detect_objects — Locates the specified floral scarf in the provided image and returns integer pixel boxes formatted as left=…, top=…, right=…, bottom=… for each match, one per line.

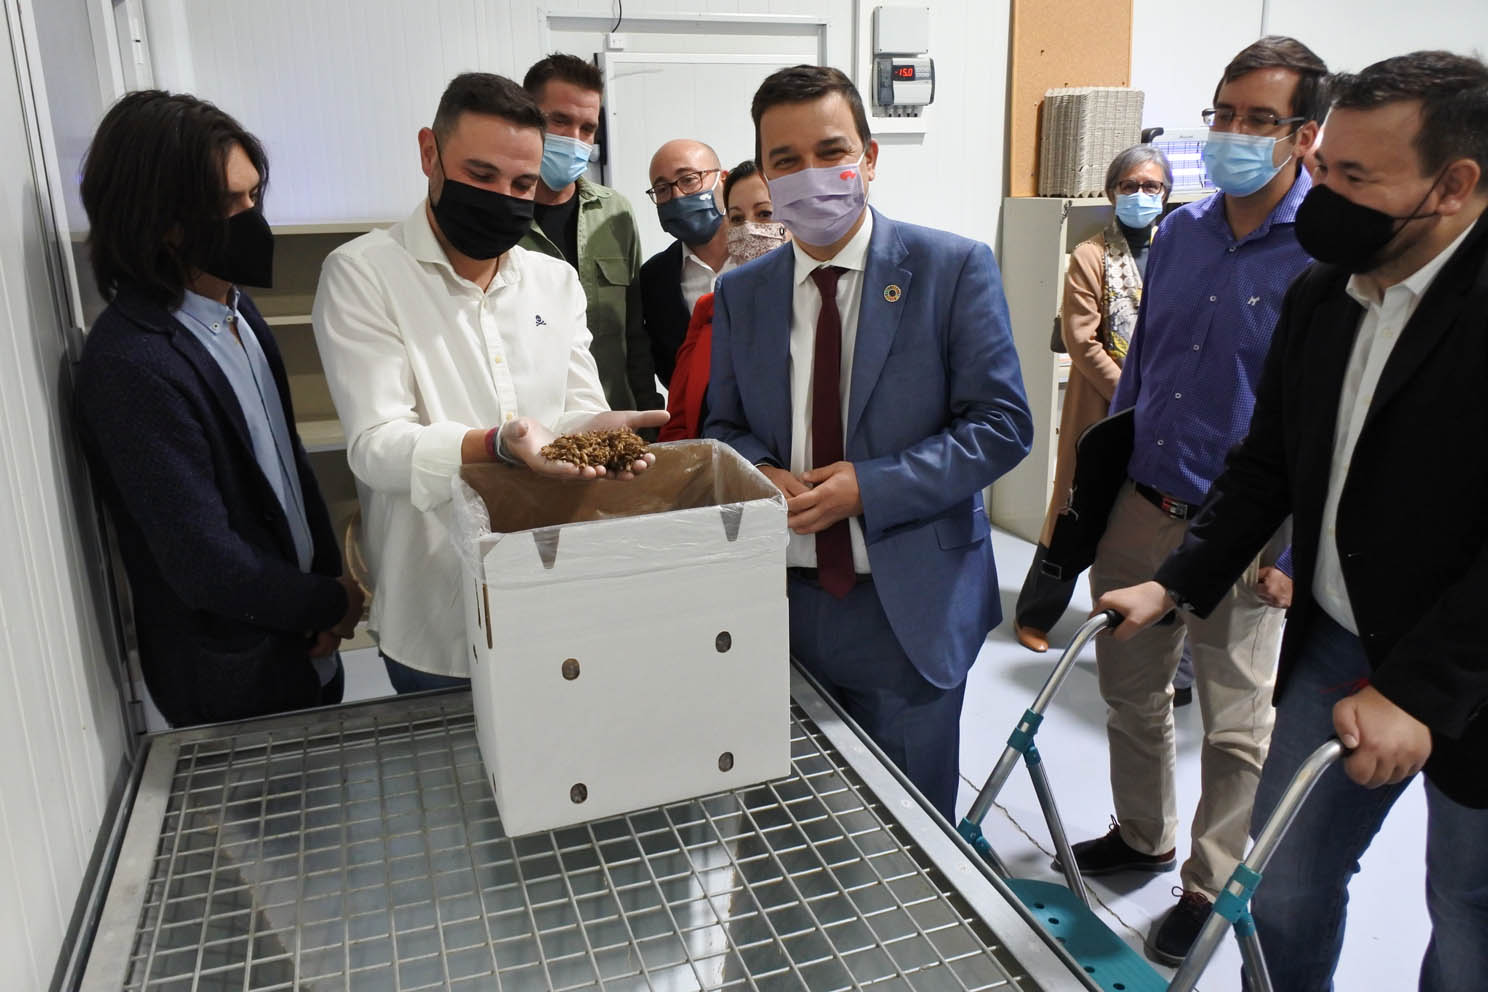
left=1100, top=216, right=1146, bottom=363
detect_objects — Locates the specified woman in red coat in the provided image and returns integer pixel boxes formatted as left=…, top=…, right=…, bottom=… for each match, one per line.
left=660, top=160, right=789, bottom=440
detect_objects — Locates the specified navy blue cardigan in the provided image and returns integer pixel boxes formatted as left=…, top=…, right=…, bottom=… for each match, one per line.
left=75, top=287, right=348, bottom=726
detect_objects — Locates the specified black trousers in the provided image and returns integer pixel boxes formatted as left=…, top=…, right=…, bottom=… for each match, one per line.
left=1014, top=543, right=1077, bottom=634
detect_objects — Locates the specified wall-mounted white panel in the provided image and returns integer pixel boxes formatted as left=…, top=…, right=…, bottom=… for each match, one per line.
left=0, top=3, right=132, bottom=988
left=1130, top=0, right=1264, bottom=133
left=1265, top=0, right=1488, bottom=76
left=602, top=50, right=819, bottom=259
left=141, top=0, right=1009, bottom=250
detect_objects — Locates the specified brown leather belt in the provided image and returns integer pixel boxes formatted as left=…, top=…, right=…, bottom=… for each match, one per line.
left=1134, top=481, right=1197, bottom=521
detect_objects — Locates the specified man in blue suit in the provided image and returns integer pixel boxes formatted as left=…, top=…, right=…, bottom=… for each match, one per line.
left=706, top=65, right=1033, bottom=817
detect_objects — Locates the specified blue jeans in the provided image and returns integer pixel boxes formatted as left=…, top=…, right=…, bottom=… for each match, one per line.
left=380, top=653, right=471, bottom=695
left=1248, top=611, right=1488, bottom=991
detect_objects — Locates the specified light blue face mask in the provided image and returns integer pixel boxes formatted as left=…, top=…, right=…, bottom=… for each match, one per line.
left=1201, top=130, right=1291, bottom=197
left=1115, top=191, right=1164, bottom=228
left=540, top=133, right=592, bottom=189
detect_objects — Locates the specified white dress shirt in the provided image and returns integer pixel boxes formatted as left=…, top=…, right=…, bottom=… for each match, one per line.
left=313, top=203, right=608, bottom=676
left=681, top=243, right=735, bottom=315
left=786, top=210, right=874, bottom=572
left=1313, top=223, right=1473, bottom=633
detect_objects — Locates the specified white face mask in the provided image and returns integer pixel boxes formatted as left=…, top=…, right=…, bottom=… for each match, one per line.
left=726, top=221, right=789, bottom=263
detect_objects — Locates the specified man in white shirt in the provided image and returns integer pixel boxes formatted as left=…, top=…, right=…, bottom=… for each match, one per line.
left=1097, top=51, right=1488, bottom=990
left=313, top=73, right=665, bottom=692
left=639, top=140, right=732, bottom=386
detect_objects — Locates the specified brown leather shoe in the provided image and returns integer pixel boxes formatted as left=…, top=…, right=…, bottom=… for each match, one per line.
left=1015, top=623, right=1050, bottom=653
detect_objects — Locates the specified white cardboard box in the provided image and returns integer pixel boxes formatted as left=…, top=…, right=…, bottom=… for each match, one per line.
left=451, top=440, right=790, bottom=836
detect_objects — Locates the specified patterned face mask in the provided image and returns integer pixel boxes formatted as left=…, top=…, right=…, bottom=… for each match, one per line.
left=725, top=221, right=789, bottom=264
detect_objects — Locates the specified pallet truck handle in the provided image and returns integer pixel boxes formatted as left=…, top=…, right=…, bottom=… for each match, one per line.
left=1168, top=738, right=1348, bottom=992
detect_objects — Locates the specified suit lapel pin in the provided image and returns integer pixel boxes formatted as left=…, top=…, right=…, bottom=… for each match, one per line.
left=884, top=284, right=902, bottom=303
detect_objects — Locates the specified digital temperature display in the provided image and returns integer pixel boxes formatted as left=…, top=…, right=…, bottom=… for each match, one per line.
left=893, top=65, right=917, bottom=80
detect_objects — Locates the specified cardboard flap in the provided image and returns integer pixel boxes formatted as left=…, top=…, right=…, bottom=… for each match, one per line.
left=451, top=439, right=787, bottom=582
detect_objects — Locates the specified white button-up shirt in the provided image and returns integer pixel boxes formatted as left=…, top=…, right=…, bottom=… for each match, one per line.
left=681, top=243, right=735, bottom=315
left=786, top=210, right=873, bottom=572
left=313, top=203, right=608, bottom=676
left=1313, top=222, right=1472, bottom=633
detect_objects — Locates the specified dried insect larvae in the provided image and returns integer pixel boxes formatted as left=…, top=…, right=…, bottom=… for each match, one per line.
left=540, top=428, right=651, bottom=472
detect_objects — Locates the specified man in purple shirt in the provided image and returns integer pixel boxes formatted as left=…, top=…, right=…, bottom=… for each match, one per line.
left=1061, top=37, right=1328, bottom=964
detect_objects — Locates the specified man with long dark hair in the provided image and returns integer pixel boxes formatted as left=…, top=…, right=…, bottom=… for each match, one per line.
left=75, top=90, right=363, bottom=727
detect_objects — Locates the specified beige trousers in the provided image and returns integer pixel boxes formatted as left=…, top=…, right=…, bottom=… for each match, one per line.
left=1089, top=481, right=1284, bottom=899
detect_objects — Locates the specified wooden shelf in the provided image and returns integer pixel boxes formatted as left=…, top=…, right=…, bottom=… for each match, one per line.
left=251, top=292, right=316, bottom=320
left=270, top=221, right=391, bottom=236
left=297, top=418, right=346, bottom=453
left=264, top=313, right=313, bottom=327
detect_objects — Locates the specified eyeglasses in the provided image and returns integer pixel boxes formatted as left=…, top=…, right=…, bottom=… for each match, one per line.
left=645, top=169, right=721, bottom=203
left=1202, top=108, right=1306, bottom=133
left=1115, top=179, right=1167, bottom=196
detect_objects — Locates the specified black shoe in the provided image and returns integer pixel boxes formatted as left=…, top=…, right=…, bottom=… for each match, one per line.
left=1173, top=685, right=1193, bottom=708
left=1144, top=889, right=1213, bottom=966
left=1051, top=817, right=1177, bottom=875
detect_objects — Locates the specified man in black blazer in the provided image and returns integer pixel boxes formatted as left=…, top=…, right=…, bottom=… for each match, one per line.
left=74, top=91, right=362, bottom=727
left=639, top=139, right=732, bottom=386
left=1098, top=52, right=1488, bottom=989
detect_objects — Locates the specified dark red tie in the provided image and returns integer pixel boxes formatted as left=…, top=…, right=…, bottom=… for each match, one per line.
left=808, top=265, right=855, bottom=599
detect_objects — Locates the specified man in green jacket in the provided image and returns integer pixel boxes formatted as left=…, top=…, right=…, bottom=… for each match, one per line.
left=520, top=53, right=661, bottom=412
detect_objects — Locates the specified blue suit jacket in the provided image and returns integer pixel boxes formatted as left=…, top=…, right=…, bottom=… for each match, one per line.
left=75, top=288, right=348, bottom=726
left=705, top=210, right=1032, bottom=688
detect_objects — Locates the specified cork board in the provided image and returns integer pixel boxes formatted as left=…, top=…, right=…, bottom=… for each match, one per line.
left=1008, top=0, right=1133, bottom=197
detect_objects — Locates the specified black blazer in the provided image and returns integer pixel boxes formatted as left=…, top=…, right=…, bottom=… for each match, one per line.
left=75, top=288, right=348, bottom=727
left=639, top=240, right=689, bottom=386
left=1157, top=212, right=1488, bottom=808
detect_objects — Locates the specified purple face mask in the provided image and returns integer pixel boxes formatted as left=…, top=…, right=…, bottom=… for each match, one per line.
left=764, top=155, right=867, bottom=246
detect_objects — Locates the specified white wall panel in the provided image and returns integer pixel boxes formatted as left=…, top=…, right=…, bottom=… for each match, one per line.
left=141, top=0, right=1009, bottom=250
left=0, top=3, right=131, bottom=989
left=1130, top=0, right=1264, bottom=133
left=1264, top=0, right=1488, bottom=77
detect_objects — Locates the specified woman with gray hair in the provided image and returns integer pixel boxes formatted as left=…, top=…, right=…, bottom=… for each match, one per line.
left=1014, top=143, right=1172, bottom=653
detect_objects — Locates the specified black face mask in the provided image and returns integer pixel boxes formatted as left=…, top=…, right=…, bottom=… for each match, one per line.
left=1295, top=180, right=1439, bottom=274
left=201, top=209, right=275, bottom=288
left=430, top=154, right=535, bottom=261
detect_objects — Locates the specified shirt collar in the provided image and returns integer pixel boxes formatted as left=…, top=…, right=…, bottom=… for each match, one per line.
left=403, top=199, right=522, bottom=290
left=682, top=242, right=736, bottom=276
left=1345, top=219, right=1476, bottom=310
left=791, top=208, right=875, bottom=285
left=1200, top=166, right=1312, bottom=244
left=174, top=287, right=239, bottom=334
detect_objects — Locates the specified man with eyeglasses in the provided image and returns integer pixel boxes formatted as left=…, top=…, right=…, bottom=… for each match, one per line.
left=519, top=54, right=660, bottom=413
left=1059, top=36, right=1328, bottom=965
left=639, top=140, right=733, bottom=386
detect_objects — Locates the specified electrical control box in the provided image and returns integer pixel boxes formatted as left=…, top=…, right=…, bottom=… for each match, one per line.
left=875, top=56, right=935, bottom=116
left=871, top=5, right=934, bottom=118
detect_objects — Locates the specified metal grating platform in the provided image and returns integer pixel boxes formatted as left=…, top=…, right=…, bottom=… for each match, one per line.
left=81, top=672, right=1088, bottom=991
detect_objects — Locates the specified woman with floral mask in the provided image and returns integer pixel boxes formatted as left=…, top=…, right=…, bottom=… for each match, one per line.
left=660, top=160, right=791, bottom=440
left=1014, top=144, right=1172, bottom=654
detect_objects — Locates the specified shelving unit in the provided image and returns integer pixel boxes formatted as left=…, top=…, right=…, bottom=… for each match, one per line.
left=992, top=192, right=1206, bottom=542
left=255, top=222, right=395, bottom=648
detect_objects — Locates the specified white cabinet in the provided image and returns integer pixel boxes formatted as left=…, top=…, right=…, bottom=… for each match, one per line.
left=993, top=196, right=1115, bottom=543
left=991, top=193, right=1202, bottom=543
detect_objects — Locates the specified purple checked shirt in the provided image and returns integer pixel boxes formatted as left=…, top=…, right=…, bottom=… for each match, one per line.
left=1113, top=168, right=1313, bottom=510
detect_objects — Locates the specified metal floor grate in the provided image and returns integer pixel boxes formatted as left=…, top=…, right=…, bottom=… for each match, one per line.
left=97, top=684, right=1063, bottom=991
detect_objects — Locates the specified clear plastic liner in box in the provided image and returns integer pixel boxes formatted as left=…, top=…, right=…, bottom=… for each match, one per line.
left=449, top=438, right=788, bottom=585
